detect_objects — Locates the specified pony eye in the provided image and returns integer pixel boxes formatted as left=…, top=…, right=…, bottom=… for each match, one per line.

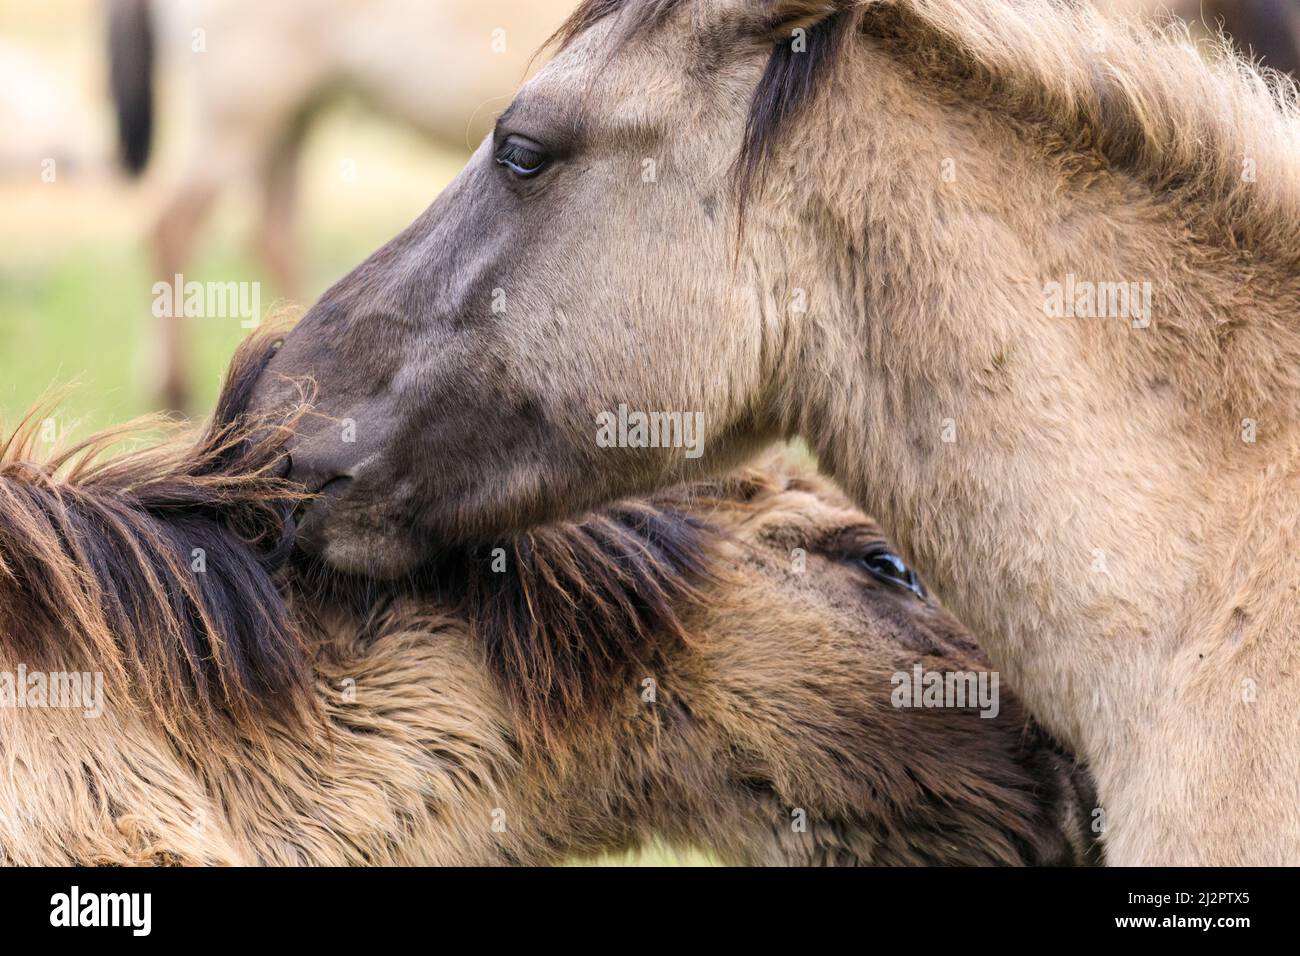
left=859, top=548, right=926, bottom=599
left=494, top=136, right=549, bottom=177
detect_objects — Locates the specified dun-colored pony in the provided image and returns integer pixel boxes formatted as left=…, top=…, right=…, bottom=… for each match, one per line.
left=254, top=0, right=1300, bottom=864
left=0, top=335, right=1095, bottom=865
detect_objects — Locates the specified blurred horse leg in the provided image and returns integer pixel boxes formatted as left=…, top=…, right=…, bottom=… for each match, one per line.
left=252, top=129, right=306, bottom=304
left=152, top=178, right=218, bottom=412
left=150, top=126, right=275, bottom=412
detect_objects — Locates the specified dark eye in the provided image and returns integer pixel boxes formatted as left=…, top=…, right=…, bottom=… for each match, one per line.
left=495, top=136, right=549, bottom=177
left=859, top=548, right=926, bottom=599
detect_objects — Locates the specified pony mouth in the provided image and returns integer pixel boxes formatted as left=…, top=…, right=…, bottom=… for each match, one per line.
left=313, top=475, right=354, bottom=497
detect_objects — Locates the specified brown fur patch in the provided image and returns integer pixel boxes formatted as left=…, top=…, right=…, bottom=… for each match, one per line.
left=453, top=504, right=717, bottom=739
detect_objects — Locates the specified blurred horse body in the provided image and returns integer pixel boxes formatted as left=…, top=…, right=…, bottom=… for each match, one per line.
left=108, top=0, right=575, bottom=409
left=0, top=39, right=101, bottom=177
left=1101, top=0, right=1300, bottom=75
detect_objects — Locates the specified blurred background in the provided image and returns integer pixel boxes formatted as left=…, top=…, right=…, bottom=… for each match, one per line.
left=0, top=0, right=561, bottom=431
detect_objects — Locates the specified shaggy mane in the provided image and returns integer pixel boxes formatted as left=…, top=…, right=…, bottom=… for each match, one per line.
left=448, top=499, right=722, bottom=739
left=860, top=0, right=1299, bottom=263
left=449, top=472, right=803, bottom=739
left=555, top=0, right=1300, bottom=263
left=0, top=332, right=315, bottom=742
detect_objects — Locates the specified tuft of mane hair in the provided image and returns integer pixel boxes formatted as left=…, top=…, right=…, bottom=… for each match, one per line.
left=858, top=0, right=1299, bottom=265
left=432, top=501, right=722, bottom=742
left=0, top=330, right=315, bottom=744
left=555, top=0, right=1299, bottom=265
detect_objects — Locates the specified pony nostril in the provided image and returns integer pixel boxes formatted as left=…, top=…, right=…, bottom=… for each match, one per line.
left=285, top=445, right=361, bottom=495
left=290, top=465, right=351, bottom=496
left=291, top=475, right=353, bottom=530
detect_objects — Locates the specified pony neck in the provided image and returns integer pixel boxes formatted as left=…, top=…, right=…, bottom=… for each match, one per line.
left=772, top=43, right=1294, bottom=754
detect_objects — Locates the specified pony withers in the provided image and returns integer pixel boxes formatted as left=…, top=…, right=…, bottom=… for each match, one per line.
left=0, top=332, right=1095, bottom=865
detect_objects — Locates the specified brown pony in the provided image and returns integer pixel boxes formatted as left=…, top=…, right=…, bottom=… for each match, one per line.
left=252, top=0, right=1300, bottom=864
left=0, top=334, right=1095, bottom=865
